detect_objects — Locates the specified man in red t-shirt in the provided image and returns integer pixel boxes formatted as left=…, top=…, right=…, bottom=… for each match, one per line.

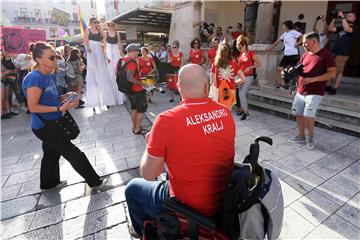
left=122, top=44, right=148, bottom=134
left=288, top=32, right=335, bottom=150
left=125, top=64, right=236, bottom=236
left=207, top=37, right=219, bottom=67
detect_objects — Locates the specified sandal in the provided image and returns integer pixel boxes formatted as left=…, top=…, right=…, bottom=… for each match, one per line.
left=133, top=128, right=149, bottom=135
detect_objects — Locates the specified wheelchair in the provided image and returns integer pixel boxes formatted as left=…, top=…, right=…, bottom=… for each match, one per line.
left=142, top=136, right=283, bottom=240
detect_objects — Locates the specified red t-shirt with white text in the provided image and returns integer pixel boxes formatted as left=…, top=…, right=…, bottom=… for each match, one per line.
left=122, top=56, right=143, bottom=92
left=169, top=52, right=183, bottom=68
left=138, top=56, right=155, bottom=75
left=211, top=60, right=239, bottom=90
left=147, top=98, right=235, bottom=216
left=189, top=49, right=204, bottom=65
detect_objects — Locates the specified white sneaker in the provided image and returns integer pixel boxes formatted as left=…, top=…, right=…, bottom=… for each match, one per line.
left=288, top=135, right=306, bottom=143
left=306, top=137, right=315, bottom=150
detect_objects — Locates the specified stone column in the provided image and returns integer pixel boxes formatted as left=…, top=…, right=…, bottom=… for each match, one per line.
left=168, top=1, right=202, bottom=60
left=255, top=0, right=274, bottom=44
left=126, top=26, right=138, bottom=43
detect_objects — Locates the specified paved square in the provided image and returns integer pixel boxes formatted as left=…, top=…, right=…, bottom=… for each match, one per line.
left=1, top=93, right=359, bottom=239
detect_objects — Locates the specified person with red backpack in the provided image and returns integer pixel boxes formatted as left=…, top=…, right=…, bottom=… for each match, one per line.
left=236, top=35, right=261, bottom=120
left=210, top=43, right=245, bottom=109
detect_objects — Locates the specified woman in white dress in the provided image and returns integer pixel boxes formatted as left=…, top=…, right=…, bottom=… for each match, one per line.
left=102, top=22, right=125, bottom=105
left=83, top=18, right=117, bottom=110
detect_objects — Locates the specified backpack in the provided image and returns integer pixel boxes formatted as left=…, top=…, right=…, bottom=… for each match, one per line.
left=116, top=58, right=137, bottom=94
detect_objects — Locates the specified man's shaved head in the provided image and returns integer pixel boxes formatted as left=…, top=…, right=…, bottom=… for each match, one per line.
left=178, top=64, right=209, bottom=99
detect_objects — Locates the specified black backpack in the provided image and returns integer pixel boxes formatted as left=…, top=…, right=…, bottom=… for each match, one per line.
left=116, top=58, right=137, bottom=94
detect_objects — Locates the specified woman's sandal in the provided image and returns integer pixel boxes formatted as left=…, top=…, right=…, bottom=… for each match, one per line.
left=133, top=128, right=149, bottom=135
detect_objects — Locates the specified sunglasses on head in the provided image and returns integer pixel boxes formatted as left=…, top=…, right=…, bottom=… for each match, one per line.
left=194, top=42, right=200, bottom=44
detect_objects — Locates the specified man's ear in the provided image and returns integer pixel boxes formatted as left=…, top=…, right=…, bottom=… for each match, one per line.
left=204, top=82, right=209, bottom=96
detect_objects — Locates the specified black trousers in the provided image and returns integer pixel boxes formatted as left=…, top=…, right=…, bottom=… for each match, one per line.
left=33, top=128, right=101, bottom=189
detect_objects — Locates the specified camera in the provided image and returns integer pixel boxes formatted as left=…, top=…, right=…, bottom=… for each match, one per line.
left=331, top=10, right=340, bottom=19
left=282, top=63, right=304, bottom=94
left=316, top=15, right=322, bottom=21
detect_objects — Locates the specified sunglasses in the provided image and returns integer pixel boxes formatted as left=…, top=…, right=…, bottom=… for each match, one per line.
left=47, top=55, right=56, bottom=61
left=194, top=42, right=200, bottom=44
left=172, top=46, right=178, bottom=49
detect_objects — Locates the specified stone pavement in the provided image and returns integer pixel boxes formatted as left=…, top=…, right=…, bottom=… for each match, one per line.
left=1, top=91, right=359, bottom=239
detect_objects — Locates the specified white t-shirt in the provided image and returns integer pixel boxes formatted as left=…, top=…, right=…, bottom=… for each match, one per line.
left=280, top=30, right=302, bottom=56
left=15, top=54, right=33, bottom=70
left=319, top=33, right=328, bottom=48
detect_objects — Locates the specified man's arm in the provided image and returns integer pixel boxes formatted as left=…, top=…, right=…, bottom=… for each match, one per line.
left=140, top=151, right=165, bottom=180
left=126, top=69, right=142, bottom=85
left=328, top=19, right=337, bottom=32
left=303, top=67, right=336, bottom=85
left=312, top=18, right=319, bottom=33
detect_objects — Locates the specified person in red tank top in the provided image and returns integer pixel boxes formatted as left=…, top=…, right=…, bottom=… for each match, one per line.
left=236, top=35, right=261, bottom=120
left=188, top=39, right=206, bottom=65
left=167, top=40, right=183, bottom=102
left=125, top=64, right=236, bottom=236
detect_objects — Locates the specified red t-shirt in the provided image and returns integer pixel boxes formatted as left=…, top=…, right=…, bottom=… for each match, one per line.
left=189, top=49, right=204, bottom=65
left=210, top=60, right=239, bottom=90
left=297, top=48, right=335, bottom=96
left=122, top=56, right=143, bottom=92
left=138, top=56, right=155, bottom=75
left=147, top=98, right=235, bottom=216
left=238, top=50, right=256, bottom=76
left=169, top=52, right=183, bottom=68
left=207, top=47, right=217, bottom=67
left=231, top=31, right=244, bottom=40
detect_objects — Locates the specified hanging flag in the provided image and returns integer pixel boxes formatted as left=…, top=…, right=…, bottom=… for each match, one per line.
left=115, top=0, right=119, bottom=15
left=77, top=4, right=87, bottom=36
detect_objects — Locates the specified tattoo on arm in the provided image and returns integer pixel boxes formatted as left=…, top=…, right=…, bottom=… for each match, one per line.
left=127, top=70, right=140, bottom=84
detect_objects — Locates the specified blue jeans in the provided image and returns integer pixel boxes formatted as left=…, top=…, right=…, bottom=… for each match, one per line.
left=125, top=178, right=170, bottom=235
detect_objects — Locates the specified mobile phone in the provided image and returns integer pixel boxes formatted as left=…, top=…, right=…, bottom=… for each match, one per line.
left=67, top=93, right=79, bottom=102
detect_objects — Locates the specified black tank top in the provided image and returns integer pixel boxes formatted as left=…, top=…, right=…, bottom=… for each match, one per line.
left=106, top=32, right=118, bottom=44
left=89, top=30, right=102, bottom=42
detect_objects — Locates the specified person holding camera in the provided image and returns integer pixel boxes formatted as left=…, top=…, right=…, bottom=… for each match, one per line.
left=22, top=42, right=104, bottom=190
left=327, top=11, right=357, bottom=95
left=312, top=15, right=329, bottom=48
left=288, top=32, right=335, bottom=150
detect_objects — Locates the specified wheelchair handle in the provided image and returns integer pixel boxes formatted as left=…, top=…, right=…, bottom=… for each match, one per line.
left=248, top=136, right=273, bottom=169
left=255, top=136, right=273, bottom=146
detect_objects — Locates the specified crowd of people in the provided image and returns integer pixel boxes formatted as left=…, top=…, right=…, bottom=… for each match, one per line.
left=1, top=9, right=358, bottom=240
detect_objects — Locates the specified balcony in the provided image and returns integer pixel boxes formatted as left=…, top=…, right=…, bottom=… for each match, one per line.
left=13, top=17, right=80, bottom=26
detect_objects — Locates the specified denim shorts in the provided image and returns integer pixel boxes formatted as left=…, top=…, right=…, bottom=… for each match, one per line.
left=292, top=93, right=322, bottom=118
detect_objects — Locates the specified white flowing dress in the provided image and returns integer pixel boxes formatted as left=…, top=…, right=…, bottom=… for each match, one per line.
left=105, top=33, right=124, bottom=105
left=85, top=31, right=117, bottom=108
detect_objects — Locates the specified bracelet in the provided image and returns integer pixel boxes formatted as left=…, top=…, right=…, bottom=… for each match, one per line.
left=57, top=106, right=61, bottom=112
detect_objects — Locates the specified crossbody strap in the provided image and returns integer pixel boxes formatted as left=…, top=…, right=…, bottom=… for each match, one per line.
left=35, top=75, right=64, bottom=123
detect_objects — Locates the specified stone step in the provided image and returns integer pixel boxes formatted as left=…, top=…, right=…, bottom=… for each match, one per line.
left=247, top=94, right=360, bottom=137
left=248, top=88, right=360, bottom=126
left=258, top=85, right=360, bottom=112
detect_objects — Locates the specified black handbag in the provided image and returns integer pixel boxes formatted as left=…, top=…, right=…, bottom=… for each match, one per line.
left=36, top=111, right=80, bottom=143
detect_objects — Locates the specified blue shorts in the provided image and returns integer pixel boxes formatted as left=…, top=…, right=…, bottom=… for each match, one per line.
left=292, top=93, right=322, bottom=118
